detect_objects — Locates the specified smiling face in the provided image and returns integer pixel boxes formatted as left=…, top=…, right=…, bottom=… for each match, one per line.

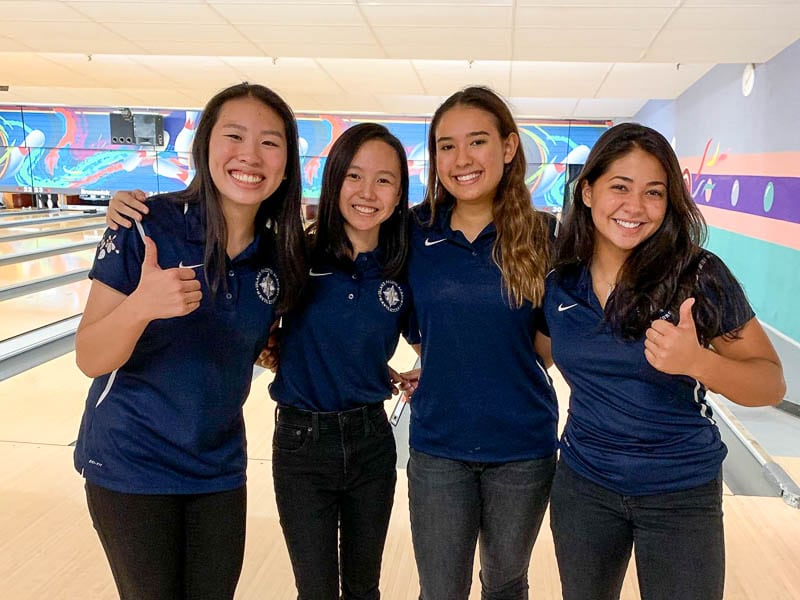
left=338, top=139, right=402, bottom=253
left=583, top=147, right=668, bottom=261
left=208, top=95, right=288, bottom=218
left=433, top=105, right=518, bottom=208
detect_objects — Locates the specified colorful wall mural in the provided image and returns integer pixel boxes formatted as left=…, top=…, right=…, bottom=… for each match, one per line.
left=635, top=38, right=800, bottom=352
left=681, top=142, right=799, bottom=250
left=0, top=105, right=609, bottom=208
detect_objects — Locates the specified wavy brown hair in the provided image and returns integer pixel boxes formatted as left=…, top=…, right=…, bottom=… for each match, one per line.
left=423, top=86, right=550, bottom=307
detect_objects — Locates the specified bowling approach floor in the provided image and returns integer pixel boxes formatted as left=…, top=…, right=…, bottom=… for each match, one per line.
left=1, top=210, right=799, bottom=599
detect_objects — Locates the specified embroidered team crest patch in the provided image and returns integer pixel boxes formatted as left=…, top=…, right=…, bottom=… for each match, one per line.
left=255, top=268, right=280, bottom=304
left=96, top=234, right=119, bottom=260
left=378, top=280, right=404, bottom=313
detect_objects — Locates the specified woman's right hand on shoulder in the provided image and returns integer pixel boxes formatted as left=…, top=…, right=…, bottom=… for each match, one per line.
left=107, top=189, right=149, bottom=230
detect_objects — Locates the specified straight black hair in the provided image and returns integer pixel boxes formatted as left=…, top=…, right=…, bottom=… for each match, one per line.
left=307, top=123, right=410, bottom=278
left=176, top=82, right=307, bottom=314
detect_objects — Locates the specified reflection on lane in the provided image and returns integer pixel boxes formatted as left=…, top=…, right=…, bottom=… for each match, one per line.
left=0, top=217, right=105, bottom=234
left=0, top=249, right=95, bottom=287
left=0, top=231, right=102, bottom=256
left=0, top=280, right=91, bottom=341
left=0, top=351, right=90, bottom=444
left=0, top=211, right=63, bottom=222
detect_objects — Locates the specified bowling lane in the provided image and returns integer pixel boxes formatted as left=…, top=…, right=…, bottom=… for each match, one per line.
left=0, top=249, right=95, bottom=287
left=0, top=280, right=90, bottom=341
left=0, top=213, right=105, bottom=232
left=0, top=229, right=102, bottom=256
left=0, top=216, right=105, bottom=235
left=0, top=351, right=91, bottom=445
left=0, top=212, right=80, bottom=223
left=0, top=208, right=60, bottom=219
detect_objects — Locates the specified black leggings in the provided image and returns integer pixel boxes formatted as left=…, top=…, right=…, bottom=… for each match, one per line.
left=85, top=481, right=247, bottom=600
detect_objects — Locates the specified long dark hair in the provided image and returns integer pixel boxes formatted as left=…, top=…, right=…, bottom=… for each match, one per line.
left=554, top=122, right=721, bottom=340
left=176, top=82, right=307, bottom=313
left=423, top=86, right=550, bottom=307
left=307, top=123, right=410, bottom=278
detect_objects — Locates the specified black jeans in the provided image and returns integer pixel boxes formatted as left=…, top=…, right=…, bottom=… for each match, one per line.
left=549, top=460, right=725, bottom=600
left=272, top=403, right=397, bottom=600
left=85, top=481, right=246, bottom=600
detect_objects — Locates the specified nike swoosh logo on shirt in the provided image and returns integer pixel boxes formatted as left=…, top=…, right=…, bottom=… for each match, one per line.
left=309, top=269, right=333, bottom=277
left=424, top=238, right=446, bottom=246
left=178, top=261, right=204, bottom=269
left=558, top=303, right=578, bottom=312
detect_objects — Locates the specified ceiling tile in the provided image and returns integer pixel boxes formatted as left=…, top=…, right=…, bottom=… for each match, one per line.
left=506, top=97, right=578, bottom=118
left=102, top=22, right=249, bottom=43
left=573, top=97, right=648, bottom=118
left=211, top=2, right=365, bottom=25
left=645, top=29, right=798, bottom=62
left=67, top=1, right=224, bottom=23
left=132, top=41, right=262, bottom=56
left=2, top=2, right=87, bottom=20
left=668, top=5, right=800, bottom=29
left=235, top=24, right=374, bottom=45
left=316, top=59, right=424, bottom=94
left=222, top=57, right=343, bottom=93
left=599, top=63, right=714, bottom=98
left=361, top=4, right=511, bottom=28
left=511, top=62, right=611, bottom=97
left=412, top=60, right=511, bottom=95
left=515, top=7, right=672, bottom=29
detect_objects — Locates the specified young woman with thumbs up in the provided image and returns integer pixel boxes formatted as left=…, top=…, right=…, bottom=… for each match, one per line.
left=537, top=123, right=785, bottom=600
left=72, top=83, right=307, bottom=600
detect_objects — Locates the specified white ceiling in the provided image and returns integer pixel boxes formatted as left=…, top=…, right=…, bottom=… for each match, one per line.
left=0, top=0, right=798, bottom=118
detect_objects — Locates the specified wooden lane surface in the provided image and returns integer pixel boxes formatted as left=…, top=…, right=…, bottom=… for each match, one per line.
left=0, top=353, right=90, bottom=445
left=0, top=213, right=75, bottom=223
left=776, top=456, right=800, bottom=485
left=0, top=280, right=90, bottom=341
left=0, top=230, right=102, bottom=256
left=0, top=250, right=95, bottom=287
left=2, top=443, right=800, bottom=598
left=0, top=219, right=105, bottom=237
left=2, top=345, right=799, bottom=598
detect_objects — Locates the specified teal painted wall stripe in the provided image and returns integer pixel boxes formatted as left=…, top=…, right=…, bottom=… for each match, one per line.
left=705, top=226, right=800, bottom=342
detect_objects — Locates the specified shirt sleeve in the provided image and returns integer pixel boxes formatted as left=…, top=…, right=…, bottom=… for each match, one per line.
left=694, top=251, right=755, bottom=337
left=88, top=224, right=146, bottom=297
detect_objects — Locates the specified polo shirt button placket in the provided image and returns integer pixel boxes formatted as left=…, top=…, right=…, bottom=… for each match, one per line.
left=225, top=266, right=235, bottom=304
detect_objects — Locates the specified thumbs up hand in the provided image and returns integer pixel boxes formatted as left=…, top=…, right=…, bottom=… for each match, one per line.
left=131, top=236, right=203, bottom=320
left=644, top=298, right=701, bottom=375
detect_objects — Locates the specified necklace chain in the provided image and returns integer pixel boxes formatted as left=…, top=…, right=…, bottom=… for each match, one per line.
left=604, top=281, right=615, bottom=301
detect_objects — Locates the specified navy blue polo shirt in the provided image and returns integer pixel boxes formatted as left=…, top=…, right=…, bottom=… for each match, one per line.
left=406, top=204, right=558, bottom=463
left=73, top=194, right=279, bottom=495
left=543, top=253, right=754, bottom=495
left=269, top=250, right=411, bottom=412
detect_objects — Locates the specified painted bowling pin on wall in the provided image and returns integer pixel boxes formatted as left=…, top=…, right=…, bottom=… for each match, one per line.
left=0, top=129, right=45, bottom=180
left=174, top=111, right=199, bottom=167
